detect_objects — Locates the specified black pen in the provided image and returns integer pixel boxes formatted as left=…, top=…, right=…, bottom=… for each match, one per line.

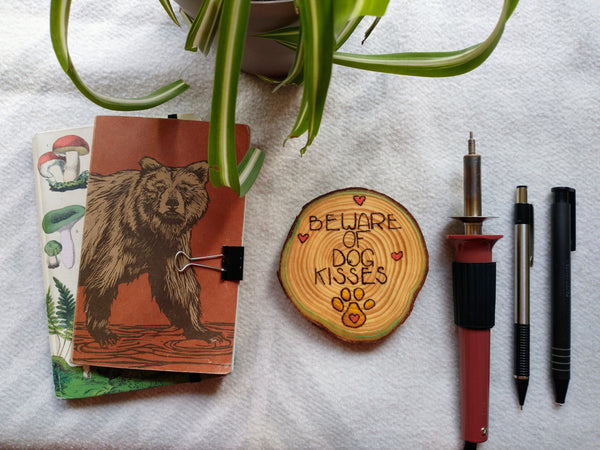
left=514, top=186, right=533, bottom=409
left=550, top=187, right=576, bottom=404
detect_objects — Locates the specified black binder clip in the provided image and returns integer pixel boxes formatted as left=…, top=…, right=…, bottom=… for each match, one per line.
left=175, top=246, right=244, bottom=281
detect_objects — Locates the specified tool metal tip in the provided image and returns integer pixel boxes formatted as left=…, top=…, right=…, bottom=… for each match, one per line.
left=468, top=132, right=476, bottom=154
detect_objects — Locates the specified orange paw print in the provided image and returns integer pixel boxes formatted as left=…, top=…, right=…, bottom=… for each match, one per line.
left=331, top=287, right=375, bottom=328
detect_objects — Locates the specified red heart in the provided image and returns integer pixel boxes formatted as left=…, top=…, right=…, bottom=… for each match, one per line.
left=391, top=251, right=403, bottom=261
left=349, top=314, right=360, bottom=323
left=353, top=195, right=365, bottom=206
left=297, top=233, right=309, bottom=243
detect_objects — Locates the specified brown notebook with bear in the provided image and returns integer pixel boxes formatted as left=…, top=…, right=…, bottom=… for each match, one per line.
left=72, top=116, right=247, bottom=374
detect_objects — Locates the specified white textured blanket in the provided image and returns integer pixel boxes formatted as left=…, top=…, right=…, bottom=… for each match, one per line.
left=1, top=1, right=599, bottom=448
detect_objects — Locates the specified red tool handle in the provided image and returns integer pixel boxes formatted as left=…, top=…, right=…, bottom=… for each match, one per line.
left=448, top=234, right=502, bottom=444
left=458, top=327, right=491, bottom=443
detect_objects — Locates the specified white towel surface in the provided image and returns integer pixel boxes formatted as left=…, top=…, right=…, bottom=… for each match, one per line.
left=1, top=1, right=599, bottom=448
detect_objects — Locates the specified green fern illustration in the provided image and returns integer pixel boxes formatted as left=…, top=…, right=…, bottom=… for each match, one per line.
left=53, top=277, right=76, bottom=342
left=46, top=286, right=61, bottom=336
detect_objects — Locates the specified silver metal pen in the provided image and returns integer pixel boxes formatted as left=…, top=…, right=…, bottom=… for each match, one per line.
left=514, top=185, right=534, bottom=408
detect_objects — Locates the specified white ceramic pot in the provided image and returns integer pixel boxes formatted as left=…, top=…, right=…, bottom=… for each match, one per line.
left=174, top=0, right=298, bottom=78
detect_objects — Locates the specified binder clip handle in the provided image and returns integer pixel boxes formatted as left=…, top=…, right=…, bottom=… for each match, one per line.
left=175, top=246, right=244, bottom=281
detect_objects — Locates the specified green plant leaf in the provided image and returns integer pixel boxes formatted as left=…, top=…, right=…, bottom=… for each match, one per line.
left=46, top=287, right=60, bottom=336
left=184, top=0, right=223, bottom=54
left=271, top=28, right=305, bottom=89
left=50, top=0, right=189, bottom=110
left=334, top=16, right=363, bottom=49
left=335, top=0, right=390, bottom=18
left=255, top=26, right=300, bottom=50
left=255, top=15, right=361, bottom=57
left=333, top=0, right=389, bottom=33
left=237, top=147, right=265, bottom=197
left=290, top=0, right=335, bottom=154
left=208, top=0, right=251, bottom=194
left=54, top=277, right=75, bottom=341
left=333, top=0, right=519, bottom=77
left=361, top=17, right=382, bottom=44
left=253, top=27, right=302, bottom=87
left=286, top=85, right=310, bottom=144
left=158, top=0, right=180, bottom=27
left=283, top=4, right=364, bottom=152
left=178, top=7, right=194, bottom=27
left=261, top=16, right=361, bottom=90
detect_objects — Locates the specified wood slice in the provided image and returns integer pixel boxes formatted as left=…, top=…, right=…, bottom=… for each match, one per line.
left=278, top=188, right=429, bottom=342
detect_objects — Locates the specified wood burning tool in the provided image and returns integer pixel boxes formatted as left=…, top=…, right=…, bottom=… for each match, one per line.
left=448, top=133, right=502, bottom=448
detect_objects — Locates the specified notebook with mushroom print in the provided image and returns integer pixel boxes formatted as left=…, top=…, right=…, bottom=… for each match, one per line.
left=33, top=124, right=208, bottom=398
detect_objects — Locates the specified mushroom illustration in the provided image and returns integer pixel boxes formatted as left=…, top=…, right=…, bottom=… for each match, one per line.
left=38, top=152, right=66, bottom=183
left=42, top=205, right=85, bottom=269
left=44, top=240, right=63, bottom=268
left=52, top=135, right=90, bottom=182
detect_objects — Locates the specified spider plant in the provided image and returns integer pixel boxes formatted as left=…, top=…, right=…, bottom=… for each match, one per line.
left=50, top=0, right=519, bottom=196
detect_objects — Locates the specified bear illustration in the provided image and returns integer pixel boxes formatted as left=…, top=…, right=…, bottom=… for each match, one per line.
left=79, top=156, right=221, bottom=347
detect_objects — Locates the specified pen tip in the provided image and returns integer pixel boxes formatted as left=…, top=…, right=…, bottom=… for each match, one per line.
left=516, top=378, right=528, bottom=407
left=553, top=379, right=569, bottom=404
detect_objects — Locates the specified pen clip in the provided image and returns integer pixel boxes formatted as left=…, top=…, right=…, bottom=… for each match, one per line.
left=529, top=213, right=534, bottom=267
left=551, top=187, right=576, bottom=252
left=569, top=189, right=576, bottom=251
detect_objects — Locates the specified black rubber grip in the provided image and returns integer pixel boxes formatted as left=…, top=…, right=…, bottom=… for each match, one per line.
left=514, top=323, right=530, bottom=377
left=452, top=262, right=496, bottom=329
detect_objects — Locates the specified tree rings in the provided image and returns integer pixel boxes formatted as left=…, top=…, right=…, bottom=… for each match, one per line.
left=278, top=188, right=429, bottom=342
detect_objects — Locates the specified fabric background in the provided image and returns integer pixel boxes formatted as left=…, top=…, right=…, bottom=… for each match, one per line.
left=1, top=1, right=599, bottom=448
